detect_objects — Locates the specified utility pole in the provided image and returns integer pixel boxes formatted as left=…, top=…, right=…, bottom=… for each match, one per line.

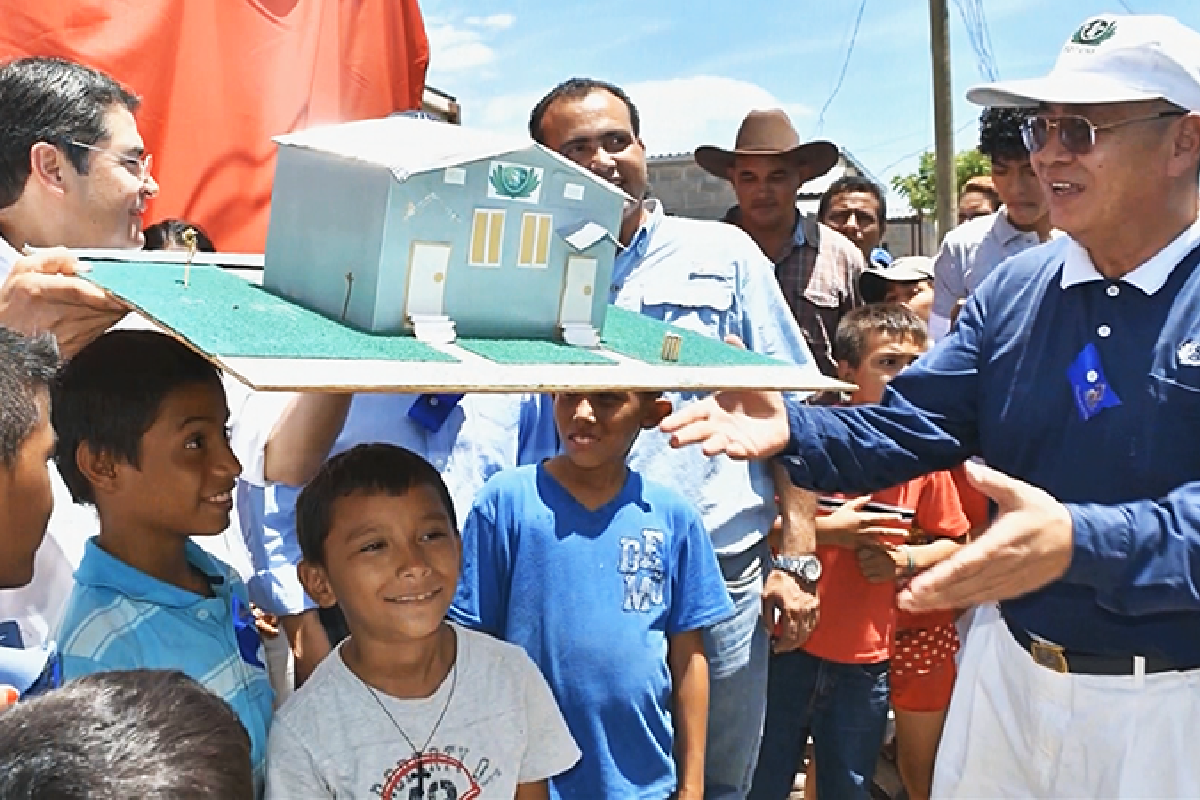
left=929, top=0, right=956, bottom=242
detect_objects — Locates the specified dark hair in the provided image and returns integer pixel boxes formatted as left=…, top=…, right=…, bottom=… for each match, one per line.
left=529, top=78, right=641, bottom=144
left=833, top=303, right=928, bottom=367
left=296, top=443, right=457, bottom=565
left=143, top=219, right=216, bottom=252
left=0, top=669, right=253, bottom=800
left=52, top=330, right=222, bottom=505
left=0, top=57, right=141, bottom=209
left=818, top=175, right=888, bottom=229
left=0, top=327, right=58, bottom=466
left=978, top=106, right=1035, bottom=164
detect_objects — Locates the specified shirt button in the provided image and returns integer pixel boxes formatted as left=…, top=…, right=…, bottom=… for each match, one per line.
left=1106, top=285, right=1120, bottom=297
left=1086, top=369, right=1099, bottom=383
left=196, top=609, right=210, bottom=621
left=1098, top=325, right=1112, bottom=338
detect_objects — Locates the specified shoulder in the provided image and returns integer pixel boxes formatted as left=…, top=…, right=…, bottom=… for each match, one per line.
left=631, top=472, right=703, bottom=524
left=975, top=237, right=1069, bottom=300
left=941, top=213, right=997, bottom=249
left=57, top=591, right=145, bottom=664
left=655, top=213, right=769, bottom=266
left=273, top=646, right=349, bottom=726
left=456, top=625, right=539, bottom=682
left=813, top=219, right=862, bottom=261
left=476, top=463, right=538, bottom=502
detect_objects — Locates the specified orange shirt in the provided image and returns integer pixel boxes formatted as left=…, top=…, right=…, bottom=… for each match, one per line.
left=802, top=470, right=969, bottom=664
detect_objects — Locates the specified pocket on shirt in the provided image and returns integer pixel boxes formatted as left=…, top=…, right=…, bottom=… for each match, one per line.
left=641, top=273, right=734, bottom=338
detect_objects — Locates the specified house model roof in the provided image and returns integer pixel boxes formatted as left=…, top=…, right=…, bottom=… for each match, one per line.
left=273, top=116, right=630, bottom=201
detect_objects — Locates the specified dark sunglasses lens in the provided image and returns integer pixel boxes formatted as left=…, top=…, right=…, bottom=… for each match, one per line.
left=1060, top=117, right=1094, bottom=155
left=1022, top=119, right=1046, bottom=152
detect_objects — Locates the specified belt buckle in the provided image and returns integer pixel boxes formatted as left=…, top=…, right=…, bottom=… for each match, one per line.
left=1030, top=639, right=1069, bottom=673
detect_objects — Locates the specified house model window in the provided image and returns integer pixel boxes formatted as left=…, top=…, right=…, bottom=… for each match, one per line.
left=470, top=209, right=505, bottom=267
left=518, top=213, right=553, bottom=268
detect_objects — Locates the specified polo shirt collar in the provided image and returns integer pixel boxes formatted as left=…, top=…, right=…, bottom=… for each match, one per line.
left=623, top=199, right=662, bottom=260
left=1061, top=214, right=1200, bottom=295
left=74, top=537, right=227, bottom=608
left=991, top=207, right=1028, bottom=247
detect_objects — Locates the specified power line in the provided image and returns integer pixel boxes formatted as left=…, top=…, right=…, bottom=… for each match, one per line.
left=953, top=0, right=998, bottom=81
left=1116, top=0, right=1135, bottom=11
left=877, top=118, right=976, bottom=178
left=813, top=0, right=868, bottom=136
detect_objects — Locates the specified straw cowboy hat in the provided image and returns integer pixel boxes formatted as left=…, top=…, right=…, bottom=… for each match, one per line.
left=695, top=109, right=840, bottom=183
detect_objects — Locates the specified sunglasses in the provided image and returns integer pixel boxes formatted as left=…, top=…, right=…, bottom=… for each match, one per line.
left=1021, top=111, right=1187, bottom=156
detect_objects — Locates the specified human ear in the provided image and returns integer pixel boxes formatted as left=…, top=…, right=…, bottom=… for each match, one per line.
left=29, top=142, right=68, bottom=193
left=1168, top=114, right=1200, bottom=178
left=298, top=560, right=339, bottom=609
left=76, top=443, right=119, bottom=496
left=641, top=397, right=674, bottom=429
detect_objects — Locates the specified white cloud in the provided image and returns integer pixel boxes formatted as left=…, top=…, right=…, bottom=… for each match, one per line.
left=465, top=13, right=516, bottom=30
left=629, top=76, right=812, bottom=157
left=464, top=76, right=811, bottom=158
left=426, top=12, right=517, bottom=76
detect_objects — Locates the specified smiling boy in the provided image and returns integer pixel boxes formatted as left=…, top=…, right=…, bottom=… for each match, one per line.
left=452, top=392, right=734, bottom=800
left=51, top=330, right=273, bottom=787
left=267, top=443, right=579, bottom=798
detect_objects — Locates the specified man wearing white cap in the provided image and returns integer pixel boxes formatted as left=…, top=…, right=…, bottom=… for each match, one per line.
left=657, top=14, right=1200, bottom=797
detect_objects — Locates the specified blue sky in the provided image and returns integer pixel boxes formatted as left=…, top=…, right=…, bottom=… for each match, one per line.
left=422, top=0, right=1200, bottom=211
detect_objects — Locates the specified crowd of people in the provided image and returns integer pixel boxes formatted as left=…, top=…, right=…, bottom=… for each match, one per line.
left=1, top=10, right=1199, bottom=800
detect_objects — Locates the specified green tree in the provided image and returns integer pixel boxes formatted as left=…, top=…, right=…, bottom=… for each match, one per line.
left=891, top=149, right=991, bottom=214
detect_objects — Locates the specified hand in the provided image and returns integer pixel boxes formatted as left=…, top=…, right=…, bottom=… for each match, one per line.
left=660, top=390, right=790, bottom=460
left=817, top=495, right=904, bottom=549
left=856, top=542, right=904, bottom=584
left=899, top=461, right=1073, bottom=612
left=251, top=604, right=281, bottom=639
left=762, top=568, right=819, bottom=652
left=0, top=248, right=127, bottom=358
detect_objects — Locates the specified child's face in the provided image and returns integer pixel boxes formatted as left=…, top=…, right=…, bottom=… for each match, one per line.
left=552, top=392, right=670, bottom=470
left=0, top=391, right=55, bottom=589
left=839, top=333, right=927, bottom=405
left=301, top=488, right=460, bottom=645
left=103, top=380, right=240, bottom=537
left=883, top=279, right=934, bottom=324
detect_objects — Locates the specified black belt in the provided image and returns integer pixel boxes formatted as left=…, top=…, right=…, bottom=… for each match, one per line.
left=1002, top=613, right=1190, bottom=676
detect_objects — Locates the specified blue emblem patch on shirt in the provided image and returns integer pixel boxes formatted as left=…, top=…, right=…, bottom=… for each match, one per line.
left=230, top=595, right=265, bottom=669
left=408, top=393, right=464, bottom=433
left=1066, top=343, right=1122, bottom=421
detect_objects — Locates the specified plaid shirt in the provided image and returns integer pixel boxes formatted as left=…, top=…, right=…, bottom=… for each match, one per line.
left=725, top=208, right=865, bottom=376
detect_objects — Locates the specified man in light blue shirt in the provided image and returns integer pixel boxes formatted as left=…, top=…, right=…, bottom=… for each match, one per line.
left=529, top=77, right=827, bottom=798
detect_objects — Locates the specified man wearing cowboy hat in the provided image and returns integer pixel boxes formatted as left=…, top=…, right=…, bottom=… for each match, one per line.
left=697, top=110, right=865, bottom=377
left=661, top=13, right=1200, bottom=797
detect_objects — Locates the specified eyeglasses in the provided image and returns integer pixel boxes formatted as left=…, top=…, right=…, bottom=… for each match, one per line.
left=66, top=140, right=154, bottom=180
left=1021, top=111, right=1187, bottom=156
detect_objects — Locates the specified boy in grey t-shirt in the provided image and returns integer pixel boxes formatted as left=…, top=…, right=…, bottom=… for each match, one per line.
left=266, top=444, right=578, bottom=798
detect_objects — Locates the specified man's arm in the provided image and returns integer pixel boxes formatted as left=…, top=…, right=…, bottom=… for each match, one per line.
left=262, top=394, right=353, bottom=486
left=667, top=628, right=708, bottom=800
left=930, top=234, right=966, bottom=342
left=0, top=249, right=127, bottom=358
left=763, top=464, right=819, bottom=651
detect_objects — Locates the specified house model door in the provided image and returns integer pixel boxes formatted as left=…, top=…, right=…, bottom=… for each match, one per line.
left=407, top=242, right=452, bottom=319
left=559, top=256, right=597, bottom=324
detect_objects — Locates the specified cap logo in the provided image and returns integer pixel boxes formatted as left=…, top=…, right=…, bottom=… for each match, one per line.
left=1072, top=19, right=1117, bottom=46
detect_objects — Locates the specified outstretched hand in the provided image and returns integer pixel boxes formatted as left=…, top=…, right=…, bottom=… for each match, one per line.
left=0, top=248, right=127, bottom=358
left=898, top=461, right=1073, bottom=612
left=659, top=390, right=791, bottom=460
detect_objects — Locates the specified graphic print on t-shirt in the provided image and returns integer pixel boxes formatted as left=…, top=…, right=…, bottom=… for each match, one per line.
left=371, top=748, right=491, bottom=799
left=618, top=528, right=666, bottom=612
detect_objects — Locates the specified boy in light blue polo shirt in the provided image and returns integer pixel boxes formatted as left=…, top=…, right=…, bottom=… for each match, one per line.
left=51, top=330, right=274, bottom=790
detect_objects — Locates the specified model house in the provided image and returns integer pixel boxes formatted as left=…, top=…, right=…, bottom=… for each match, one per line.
left=263, top=116, right=628, bottom=345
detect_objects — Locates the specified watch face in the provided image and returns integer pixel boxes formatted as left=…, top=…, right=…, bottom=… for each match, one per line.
left=801, top=558, right=822, bottom=582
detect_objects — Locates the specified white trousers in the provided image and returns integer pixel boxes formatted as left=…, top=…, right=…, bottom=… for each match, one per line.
left=933, top=605, right=1200, bottom=798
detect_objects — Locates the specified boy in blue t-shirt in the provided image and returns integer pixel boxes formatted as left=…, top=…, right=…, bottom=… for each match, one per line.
left=452, top=391, right=735, bottom=800
left=50, top=330, right=274, bottom=788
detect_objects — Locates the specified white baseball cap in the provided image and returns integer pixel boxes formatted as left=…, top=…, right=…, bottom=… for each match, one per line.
left=966, top=14, right=1200, bottom=112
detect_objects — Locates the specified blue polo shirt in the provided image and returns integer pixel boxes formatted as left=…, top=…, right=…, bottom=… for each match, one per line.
left=57, top=538, right=274, bottom=785
left=781, top=219, right=1200, bottom=663
left=527, top=200, right=821, bottom=557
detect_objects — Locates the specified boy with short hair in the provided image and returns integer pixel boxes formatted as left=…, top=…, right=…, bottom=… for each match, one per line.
left=51, top=330, right=274, bottom=785
left=0, top=326, right=59, bottom=702
left=452, top=391, right=735, bottom=799
left=750, top=305, right=969, bottom=800
left=0, top=668, right=255, bottom=799
left=268, top=443, right=579, bottom=798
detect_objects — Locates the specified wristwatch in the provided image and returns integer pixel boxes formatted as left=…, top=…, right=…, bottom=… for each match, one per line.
left=772, top=553, right=822, bottom=584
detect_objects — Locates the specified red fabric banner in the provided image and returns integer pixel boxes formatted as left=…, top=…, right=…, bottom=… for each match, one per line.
left=0, top=1, right=429, bottom=252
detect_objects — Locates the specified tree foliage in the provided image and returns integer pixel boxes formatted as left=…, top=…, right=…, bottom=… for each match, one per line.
left=890, top=149, right=991, bottom=214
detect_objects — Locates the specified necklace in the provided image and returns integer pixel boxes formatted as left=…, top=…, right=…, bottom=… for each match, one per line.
left=363, top=644, right=459, bottom=798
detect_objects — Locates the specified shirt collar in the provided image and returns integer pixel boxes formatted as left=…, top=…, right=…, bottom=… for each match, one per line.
left=1060, top=214, right=1200, bottom=294
left=991, top=208, right=1027, bottom=246
left=721, top=205, right=807, bottom=248
left=623, top=199, right=662, bottom=260
left=74, top=537, right=228, bottom=608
